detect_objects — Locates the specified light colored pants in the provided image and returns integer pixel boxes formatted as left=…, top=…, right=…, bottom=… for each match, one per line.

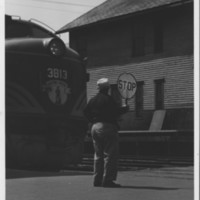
left=91, top=122, right=119, bottom=184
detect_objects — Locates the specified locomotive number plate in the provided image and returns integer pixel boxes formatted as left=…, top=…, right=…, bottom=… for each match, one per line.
left=47, top=68, right=67, bottom=80
left=41, top=67, right=71, bottom=105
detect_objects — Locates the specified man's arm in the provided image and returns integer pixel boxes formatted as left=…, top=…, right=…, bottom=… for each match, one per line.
left=109, top=96, right=129, bottom=116
left=118, top=105, right=129, bottom=115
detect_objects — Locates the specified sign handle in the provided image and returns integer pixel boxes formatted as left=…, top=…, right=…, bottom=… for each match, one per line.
left=125, top=98, right=128, bottom=106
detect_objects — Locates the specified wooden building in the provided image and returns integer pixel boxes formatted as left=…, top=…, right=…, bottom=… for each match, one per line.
left=57, top=0, right=193, bottom=132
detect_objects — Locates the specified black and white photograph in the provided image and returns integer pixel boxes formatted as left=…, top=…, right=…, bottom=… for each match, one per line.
left=2, top=0, right=199, bottom=200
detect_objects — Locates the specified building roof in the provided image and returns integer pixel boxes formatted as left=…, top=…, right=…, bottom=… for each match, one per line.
left=57, top=0, right=192, bottom=33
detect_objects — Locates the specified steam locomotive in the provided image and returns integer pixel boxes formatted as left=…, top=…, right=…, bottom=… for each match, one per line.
left=5, top=15, right=89, bottom=170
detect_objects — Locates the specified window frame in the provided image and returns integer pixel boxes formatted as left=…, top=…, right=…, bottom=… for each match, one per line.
left=135, top=81, right=144, bottom=117
left=154, top=19, right=164, bottom=53
left=76, top=37, right=87, bottom=58
left=132, top=23, right=145, bottom=57
left=154, top=79, right=165, bottom=110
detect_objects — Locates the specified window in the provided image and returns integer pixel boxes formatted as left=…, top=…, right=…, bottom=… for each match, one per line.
left=6, top=23, right=31, bottom=38
left=31, top=25, right=54, bottom=38
left=6, top=21, right=54, bottom=39
left=132, top=18, right=163, bottom=57
left=154, top=79, right=165, bottom=109
left=135, top=81, right=144, bottom=117
left=154, top=20, right=163, bottom=53
left=132, top=24, right=145, bottom=57
left=76, top=37, right=87, bottom=58
left=110, top=84, right=122, bottom=106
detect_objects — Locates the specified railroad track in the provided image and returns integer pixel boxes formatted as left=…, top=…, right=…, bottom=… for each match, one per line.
left=64, top=154, right=193, bottom=171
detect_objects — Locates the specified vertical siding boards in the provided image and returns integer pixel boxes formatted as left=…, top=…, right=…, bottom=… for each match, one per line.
left=87, top=55, right=193, bottom=110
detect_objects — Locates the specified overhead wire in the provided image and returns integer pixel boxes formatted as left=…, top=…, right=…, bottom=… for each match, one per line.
left=5, top=1, right=90, bottom=14
left=31, top=0, right=96, bottom=7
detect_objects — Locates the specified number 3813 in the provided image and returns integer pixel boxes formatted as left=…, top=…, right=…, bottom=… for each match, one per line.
left=47, top=68, right=67, bottom=80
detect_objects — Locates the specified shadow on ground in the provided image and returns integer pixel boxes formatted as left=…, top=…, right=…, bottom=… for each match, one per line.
left=6, top=169, right=93, bottom=179
left=120, top=185, right=179, bottom=190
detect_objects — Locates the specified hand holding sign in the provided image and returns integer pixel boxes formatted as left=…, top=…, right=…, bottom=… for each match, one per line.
left=117, top=73, right=137, bottom=105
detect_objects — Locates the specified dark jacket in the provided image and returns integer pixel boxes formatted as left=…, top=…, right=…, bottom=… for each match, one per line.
left=84, top=91, right=128, bottom=125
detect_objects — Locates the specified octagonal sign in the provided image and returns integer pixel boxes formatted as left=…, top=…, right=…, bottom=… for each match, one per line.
left=117, top=73, right=137, bottom=99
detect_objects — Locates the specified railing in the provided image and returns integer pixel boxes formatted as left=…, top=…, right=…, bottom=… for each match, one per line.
left=85, top=129, right=193, bottom=142
left=84, top=129, right=194, bottom=158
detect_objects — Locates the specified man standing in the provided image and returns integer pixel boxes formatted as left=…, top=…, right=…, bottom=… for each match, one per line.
left=84, top=78, right=129, bottom=187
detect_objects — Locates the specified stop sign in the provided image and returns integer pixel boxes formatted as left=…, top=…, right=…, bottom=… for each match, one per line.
left=117, top=73, right=137, bottom=99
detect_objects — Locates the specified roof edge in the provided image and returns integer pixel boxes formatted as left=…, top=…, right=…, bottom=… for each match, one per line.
left=56, top=0, right=193, bottom=34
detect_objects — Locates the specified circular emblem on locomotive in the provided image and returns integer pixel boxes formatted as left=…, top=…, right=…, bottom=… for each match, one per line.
left=43, top=80, right=71, bottom=105
left=42, top=67, right=71, bottom=105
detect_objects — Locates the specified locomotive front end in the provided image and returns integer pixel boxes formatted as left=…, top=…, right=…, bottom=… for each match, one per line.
left=6, top=15, right=88, bottom=170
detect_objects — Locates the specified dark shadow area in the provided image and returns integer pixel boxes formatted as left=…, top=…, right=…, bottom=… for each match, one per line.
left=6, top=169, right=93, bottom=179
left=120, top=185, right=179, bottom=190
left=118, top=165, right=194, bottom=172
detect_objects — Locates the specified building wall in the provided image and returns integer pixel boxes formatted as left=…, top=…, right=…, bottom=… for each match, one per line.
left=69, top=4, right=193, bottom=130
left=87, top=55, right=193, bottom=110
left=70, top=4, right=193, bottom=66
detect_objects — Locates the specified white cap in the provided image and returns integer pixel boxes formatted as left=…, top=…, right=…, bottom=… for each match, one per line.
left=97, top=78, right=110, bottom=90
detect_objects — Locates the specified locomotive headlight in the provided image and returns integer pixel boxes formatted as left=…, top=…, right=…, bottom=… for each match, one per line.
left=48, top=38, right=66, bottom=56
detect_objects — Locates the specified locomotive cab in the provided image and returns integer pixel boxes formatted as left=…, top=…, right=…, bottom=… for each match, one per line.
left=6, top=14, right=55, bottom=38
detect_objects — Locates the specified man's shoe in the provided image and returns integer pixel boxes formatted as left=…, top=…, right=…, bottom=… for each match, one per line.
left=102, top=181, right=121, bottom=188
left=93, top=182, right=102, bottom=187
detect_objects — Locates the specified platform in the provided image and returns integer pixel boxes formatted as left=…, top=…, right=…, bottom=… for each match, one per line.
left=6, top=166, right=194, bottom=200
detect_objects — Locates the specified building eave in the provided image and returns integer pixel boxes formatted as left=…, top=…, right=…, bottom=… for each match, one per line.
left=56, top=0, right=193, bottom=34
